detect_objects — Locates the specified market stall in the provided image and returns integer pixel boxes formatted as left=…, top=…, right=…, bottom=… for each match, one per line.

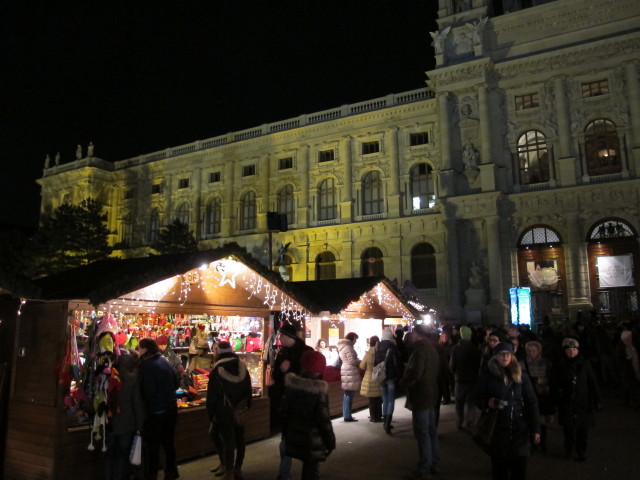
left=1, top=246, right=307, bottom=480
left=286, top=277, right=421, bottom=417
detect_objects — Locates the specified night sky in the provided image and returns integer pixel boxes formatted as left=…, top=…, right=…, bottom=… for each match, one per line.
left=1, top=1, right=437, bottom=228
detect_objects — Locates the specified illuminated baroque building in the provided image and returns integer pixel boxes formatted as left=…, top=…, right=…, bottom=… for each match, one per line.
left=38, top=0, right=640, bottom=325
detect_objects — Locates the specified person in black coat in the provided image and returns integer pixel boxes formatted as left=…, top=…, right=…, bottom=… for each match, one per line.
left=450, top=325, right=481, bottom=431
left=279, top=350, right=336, bottom=480
left=375, top=328, right=400, bottom=433
left=207, top=341, right=253, bottom=480
left=476, top=341, right=540, bottom=480
left=550, top=337, right=601, bottom=462
left=137, top=338, right=181, bottom=480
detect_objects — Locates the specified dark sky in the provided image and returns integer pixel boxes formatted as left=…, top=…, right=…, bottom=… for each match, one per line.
left=0, top=1, right=437, bottom=227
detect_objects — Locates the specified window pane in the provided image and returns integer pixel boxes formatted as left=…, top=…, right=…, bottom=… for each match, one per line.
left=241, top=192, right=256, bottom=230
left=278, top=185, right=295, bottom=225
left=411, top=243, right=436, bottom=288
left=362, top=171, right=384, bottom=215
left=585, top=119, right=621, bottom=175
left=318, top=179, right=336, bottom=220
left=410, top=163, right=435, bottom=209
left=517, top=130, right=549, bottom=184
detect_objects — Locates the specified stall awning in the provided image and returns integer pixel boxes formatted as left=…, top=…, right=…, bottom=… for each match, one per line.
left=285, top=277, right=420, bottom=320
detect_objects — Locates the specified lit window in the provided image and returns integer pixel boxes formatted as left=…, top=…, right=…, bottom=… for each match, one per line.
left=582, top=79, right=609, bottom=97
left=410, top=163, right=436, bottom=210
left=517, top=130, right=550, bottom=185
left=584, top=119, right=621, bottom=176
left=361, top=247, right=384, bottom=277
left=515, top=93, right=539, bottom=110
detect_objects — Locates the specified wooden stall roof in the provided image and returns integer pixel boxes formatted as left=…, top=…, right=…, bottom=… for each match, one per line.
left=286, top=277, right=420, bottom=318
left=31, top=243, right=300, bottom=307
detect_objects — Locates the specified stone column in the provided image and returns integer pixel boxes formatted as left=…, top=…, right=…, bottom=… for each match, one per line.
left=438, top=93, right=454, bottom=197
left=193, top=167, right=202, bottom=239
left=222, top=162, right=234, bottom=235
left=258, top=154, right=270, bottom=231
left=164, top=174, right=173, bottom=226
left=486, top=215, right=503, bottom=303
left=566, top=216, right=592, bottom=312
left=444, top=215, right=462, bottom=315
left=297, top=145, right=310, bottom=228
left=387, top=127, right=401, bottom=217
left=340, top=137, right=353, bottom=222
left=478, top=84, right=492, bottom=163
left=554, top=76, right=577, bottom=186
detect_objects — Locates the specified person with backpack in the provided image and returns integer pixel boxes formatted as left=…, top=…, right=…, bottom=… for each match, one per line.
left=207, top=341, right=253, bottom=480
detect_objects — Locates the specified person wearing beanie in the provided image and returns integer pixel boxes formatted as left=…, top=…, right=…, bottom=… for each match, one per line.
left=450, top=324, right=481, bottom=431
left=337, top=332, right=362, bottom=422
left=137, top=337, right=181, bottom=480
left=376, top=328, right=400, bottom=433
left=550, top=336, right=600, bottom=462
left=399, top=324, right=441, bottom=478
left=207, top=341, right=253, bottom=480
left=274, top=323, right=313, bottom=480
left=279, top=350, right=336, bottom=480
left=359, top=336, right=383, bottom=423
left=476, top=340, right=540, bottom=480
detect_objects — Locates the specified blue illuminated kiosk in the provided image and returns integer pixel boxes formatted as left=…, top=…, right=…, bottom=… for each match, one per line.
left=509, top=287, right=532, bottom=327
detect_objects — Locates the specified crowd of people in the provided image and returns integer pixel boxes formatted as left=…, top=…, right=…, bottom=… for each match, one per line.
left=97, top=315, right=639, bottom=480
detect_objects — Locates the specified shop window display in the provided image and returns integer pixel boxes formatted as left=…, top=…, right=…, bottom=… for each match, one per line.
left=63, top=310, right=265, bottom=427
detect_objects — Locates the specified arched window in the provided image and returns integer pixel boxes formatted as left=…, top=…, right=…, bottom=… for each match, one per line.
left=362, top=171, right=384, bottom=215
left=176, top=202, right=189, bottom=225
left=519, top=226, right=562, bottom=246
left=518, top=130, right=550, bottom=184
left=278, top=185, right=295, bottom=225
left=589, top=218, right=636, bottom=241
left=318, top=179, right=337, bottom=221
left=411, top=243, right=437, bottom=288
left=410, top=163, right=436, bottom=210
left=205, top=197, right=222, bottom=235
left=148, top=208, right=160, bottom=244
left=122, top=214, right=133, bottom=247
left=361, top=247, right=384, bottom=277
left=315, top=251, right=336, bottom=280
left=585, top=119, right=621, bottom=176
left=240, top=191, right=257, bottom=230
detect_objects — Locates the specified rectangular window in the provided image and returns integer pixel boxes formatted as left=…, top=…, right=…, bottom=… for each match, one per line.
left=318, top=149, right=335, bottom=163
left=410, top=132, right=429, bottom=146
left=209, top=171, right=221, bottom=183
left=582, top=79, right=609, bottom=97
left=124, top=189, right=135, bottom=200
left=279, top=157, right=293, bottom=170
left=178, top=178, right=190, bottom=189
left=151, top=184, right=161, bottom=194
left=362, top=141, right=380, bottom=155
left=515, top=93, right=539, bottom=110
left=242, top=165, right=256, bottom=177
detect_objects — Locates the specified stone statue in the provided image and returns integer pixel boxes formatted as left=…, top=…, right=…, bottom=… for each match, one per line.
left=469, top=261, right=483, bottom=289
left=88, top=141, right=94, bottom=157
left=276, top=241, right=291, bottom=266
left=76, top=144, right=82, bottom=160
left=463, top=142, right=480, bottom=171
left=44, top=154, right=50, bottom=169
left=429, top=26, right=451, bottom=55
left=467, top=16, right=488, bottom=46
left=55, top=152, right=60, bottom=166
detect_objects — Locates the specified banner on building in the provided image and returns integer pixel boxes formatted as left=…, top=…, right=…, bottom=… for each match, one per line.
left=597, top=255, right=635, bottom=287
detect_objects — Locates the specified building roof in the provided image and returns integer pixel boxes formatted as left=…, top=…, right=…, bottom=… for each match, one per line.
left=286, top=277, right=419, bottom=318
left=31, top=243, right=291, bottom=306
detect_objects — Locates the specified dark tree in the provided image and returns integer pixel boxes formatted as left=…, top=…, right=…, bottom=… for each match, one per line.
left=31, top=198, right=112, bottom=277
left=154, top=219, right=198, bottom=255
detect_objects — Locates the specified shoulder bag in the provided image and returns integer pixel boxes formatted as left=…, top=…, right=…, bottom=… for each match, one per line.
left=371, top=347, right=390, bottom=384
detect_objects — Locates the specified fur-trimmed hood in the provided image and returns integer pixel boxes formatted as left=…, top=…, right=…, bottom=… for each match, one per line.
left=212, top=356, right=248, bottom=384
left=487, top=356, right=522, bottom=384
left=336, top=338, right=352, bottom=350
left=285, top=372, right=329, bottom=395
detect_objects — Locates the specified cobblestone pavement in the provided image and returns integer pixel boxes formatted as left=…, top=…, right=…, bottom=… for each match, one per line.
left=174, top=390, right=639, bottom=480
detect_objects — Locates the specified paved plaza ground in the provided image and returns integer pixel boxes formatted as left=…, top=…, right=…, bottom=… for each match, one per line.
left=174, top=389, right=639, bottom=480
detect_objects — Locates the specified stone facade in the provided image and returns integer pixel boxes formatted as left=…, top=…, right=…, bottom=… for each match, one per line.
left=37, top=0, right=640, bottom=325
